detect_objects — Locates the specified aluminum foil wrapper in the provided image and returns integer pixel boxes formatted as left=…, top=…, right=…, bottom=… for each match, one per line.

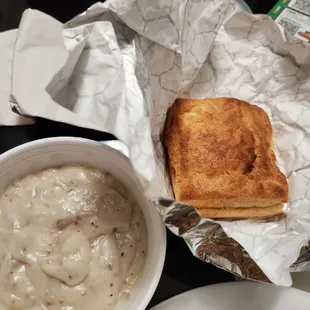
left=7, top=0, right=310, bottom=286
left=155, top=199, right=280, bottom=283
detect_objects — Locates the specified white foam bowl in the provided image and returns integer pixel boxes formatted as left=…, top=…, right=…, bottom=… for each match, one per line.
left=0, top=137, right=166, bottom=310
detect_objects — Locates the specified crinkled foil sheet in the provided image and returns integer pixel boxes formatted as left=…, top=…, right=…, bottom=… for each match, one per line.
left=154, top=198, right=310, bottom=282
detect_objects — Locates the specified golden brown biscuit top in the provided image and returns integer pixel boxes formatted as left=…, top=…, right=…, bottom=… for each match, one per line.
left=164, top=98, right=288, bottom=203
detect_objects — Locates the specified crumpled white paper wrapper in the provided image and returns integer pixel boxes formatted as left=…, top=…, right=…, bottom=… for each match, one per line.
left=0, top=29, right=33, bottom=125
left=7, top=0, right=310, bottom=286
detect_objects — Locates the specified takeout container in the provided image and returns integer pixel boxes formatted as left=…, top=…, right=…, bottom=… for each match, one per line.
left=0, top=137, right=166, bottom=310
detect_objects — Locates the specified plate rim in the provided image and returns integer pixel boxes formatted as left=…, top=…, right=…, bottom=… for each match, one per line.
left=237, top=0, right=252, bottom=13
left=149, top=281, right=310, bottom=310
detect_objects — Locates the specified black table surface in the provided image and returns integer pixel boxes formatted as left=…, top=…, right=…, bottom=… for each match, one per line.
left=0, top=0, right=278, bottom=308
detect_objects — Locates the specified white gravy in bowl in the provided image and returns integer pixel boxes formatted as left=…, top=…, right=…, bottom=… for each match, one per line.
left=0, top=165, right=147, bottom=310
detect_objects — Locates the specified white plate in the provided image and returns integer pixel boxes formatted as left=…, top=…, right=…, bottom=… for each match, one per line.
left=150, top=282, right=310, bottom=310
